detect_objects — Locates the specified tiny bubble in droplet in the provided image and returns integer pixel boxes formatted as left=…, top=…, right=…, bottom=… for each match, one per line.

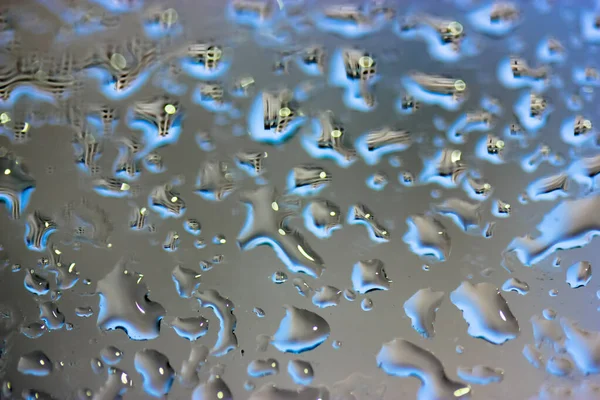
left=332, top=340, right=342, bottom=349
left=549, top=289, right=559, bottom=297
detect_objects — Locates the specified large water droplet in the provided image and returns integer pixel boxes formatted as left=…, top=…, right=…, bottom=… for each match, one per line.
left=96, top=261, right=165, bottom=340
left=196, top=289, right=238, bottom=356
left=17, top=350, right=53, bottom=376
left=376, top=338, right=470, bottom=399
left=272, top=305, right=331, bottom=353
left=450, top=281, right=519, bottom=344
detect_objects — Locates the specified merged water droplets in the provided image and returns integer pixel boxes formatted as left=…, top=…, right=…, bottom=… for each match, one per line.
left=196, top=289, right=238, bottom=356
left=377, top=338, right=470, bottom=399
left=238, top=186, right=324, bottom=277
left=508, top=194, right=600, bottom=266
left=96, top=261, right=165, bottom=340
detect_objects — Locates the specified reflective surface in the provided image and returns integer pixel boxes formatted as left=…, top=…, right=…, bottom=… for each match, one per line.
left=1, top=0, right=600, bottom=399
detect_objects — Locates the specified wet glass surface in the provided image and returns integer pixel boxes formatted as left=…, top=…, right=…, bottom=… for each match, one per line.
left=1, top=0, right=600, bottom=399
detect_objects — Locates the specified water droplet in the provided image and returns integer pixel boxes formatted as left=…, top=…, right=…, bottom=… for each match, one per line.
left=404, top=214, right=451, bottom=262
left=343, top=288, right=357, bottom=301
left=348, top=204, right=390, bottom=242
left=172, top=265, right=201, bottom=298
left=91, top=358, right=104, bottom=374
left=134, top=349, right=175, bottom=397
left=191, top=373, right=233, bottom=400
left=214, top=234, right=227, bottom=245
left=171, top=316, right=209, bottom=341
left=100, top=346, right=123, bottom=365
left=197, top=289, right=238, bottom=356
left=303, top=199, right=342, bottom=239
left=24, top=269, right=50, bottom=295
left=75, top=306, right=94, bottom=318
left=96, top=261, right=165, bottom=340
left=355, top=127, right=412, bottom=165
left=352, top=259, right=391, bottom=294
left=501, top=277, right=530, bottom=295
left=17, top=350, right=53, bottom=376
left=253, top=307, right=265, bottom=318
left=451, top=281, right=520, bottom=344
left=247, top=358, right=279, bottom=378
left=0, top=150, right=35, bottom=219
left=292, top=277, right=312, bottom=297
left=434, top=199, right=481, bottom=232
left=272, top=271, right=288, bottom=284
left=508, top=192, right=600, bottom=266
left=184, top=219, right=202, bottom=235
left=566, top=261, right=592, bottom=288
left=24, top=211, right=56, bottom=251
left=238, top=186, right=324, bottom=277
left=312, top=285, right=342, bottom=308
left=546, top=356, right=573, bottom=377
left=376, top=338, right=470, bottom=399
left=288, top=164, right=331, bottom=196
left=272, top=305, right=330, bottom=353
left=361, top=297, right=374, bottom=311
left=287, top=359, right=314, bottom=385
left=403, top=288, right=445, bottom=338
left=457, top=365, right=504, bottom=385
left=21, top=322, right=46, bottom=339
left=179, top=345, right=208, bottom=388
left=39, top=301, right=65, bottom=330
